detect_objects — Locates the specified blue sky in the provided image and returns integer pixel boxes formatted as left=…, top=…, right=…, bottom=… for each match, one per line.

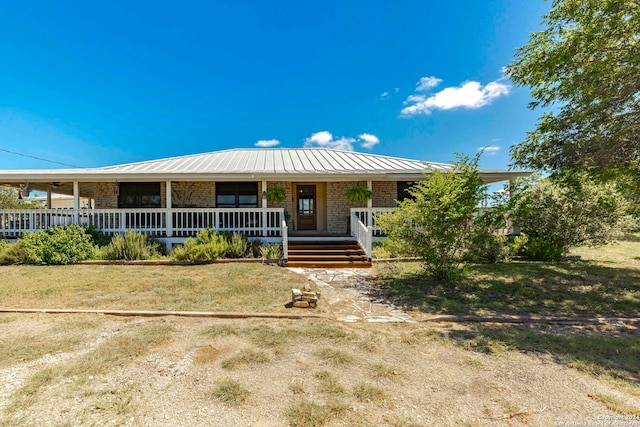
left=0, top=0, right=548, bottom=171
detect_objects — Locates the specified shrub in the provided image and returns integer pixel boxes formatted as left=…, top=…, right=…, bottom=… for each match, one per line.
left=259, top=243, right=282, bottom=259
left=371, top=238, right=417, bottom=259
left=170, top=229, right=229, bottom=263
left=464, top=228, right=510, bottom=263
left=84, top=226, right=112, bottom=247
left=224, top=232, right=248, bottom=258
left=102, top=230, right=162, bottom=260
left=376, top=154, right=486, bottom=282
left=2, top=225, right=95, bottom=265
left=507, top=177, right=633, bottom=261
left=248, top=239, right=264, bottom=258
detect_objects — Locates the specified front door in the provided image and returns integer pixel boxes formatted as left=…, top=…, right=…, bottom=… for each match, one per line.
left=296, top=185, right=317, bottom=230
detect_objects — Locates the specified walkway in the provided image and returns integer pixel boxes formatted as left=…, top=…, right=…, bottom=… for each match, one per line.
left=287, top=267, right=416, bottom=323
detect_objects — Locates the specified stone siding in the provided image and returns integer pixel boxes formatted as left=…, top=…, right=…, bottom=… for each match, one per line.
left=171, top=182, right=216, bottom=208
left=372, top=181, right=397, bottom=208
left=93, top=183, right=118, bottom=209
left=326, top=181, right=367, bottom=234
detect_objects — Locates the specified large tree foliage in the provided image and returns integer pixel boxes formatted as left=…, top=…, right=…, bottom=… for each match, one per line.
left=506, top=176, right=633, bottom=260
left=0, top=186, right=38, bottom=209
left=507, top=0, right=640, bottom=172
left=376, top=155, right=486, bottom=282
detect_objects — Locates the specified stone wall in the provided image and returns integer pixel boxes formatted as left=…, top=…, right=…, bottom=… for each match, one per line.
left=267, top=181, right=293, bottom=225
left=326, top=181, right=367, bottom=234
left=372, top=181, right=397, bottom=208
left=171, top=182, right=216, bottom=208
left=93, top=183, right=118, bottom=209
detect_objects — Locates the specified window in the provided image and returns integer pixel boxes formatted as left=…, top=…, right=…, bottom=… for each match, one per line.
left=118, top=183, right=161, bottom=208
left=397, top=181, right=416, bottom=203
left=216, top=182, right=258, bottom=208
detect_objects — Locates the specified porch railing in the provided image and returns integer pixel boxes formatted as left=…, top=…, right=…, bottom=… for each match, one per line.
left=350, top=208, right=393, bottom=238
left=350, top=211, right=372, bottom=260
left=0, top=208, right=286, bottom=239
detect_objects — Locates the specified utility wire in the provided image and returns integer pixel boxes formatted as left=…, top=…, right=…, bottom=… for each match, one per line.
left=0, top=146, right=83, bottom=168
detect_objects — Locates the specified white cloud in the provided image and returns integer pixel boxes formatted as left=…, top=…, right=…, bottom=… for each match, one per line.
left=303, top=131, right=380, bottom=151
left=401, top=78, right=510, bottom=116
left=255, top=139, right=281, bottom=148
left=380, top=91, right=389, bottom=98
left=416, top=76, right=442, bottom=91
left=304, top=131, right=355, bottom=151
left=358, top=133, right=380, bottom=149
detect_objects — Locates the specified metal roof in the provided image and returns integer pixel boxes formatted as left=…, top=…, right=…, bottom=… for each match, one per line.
left=0, top=148, right=527, bottom=184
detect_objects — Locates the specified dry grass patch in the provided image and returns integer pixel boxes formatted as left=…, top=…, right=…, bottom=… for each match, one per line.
left=220, top=348, right=270, bottom=370
left=211, top=379, right=251, bottom=406
left=314, top=370, right=345, bottom=395
left=368, top=363, right=402, bottom=381
left=588, top=393, right=640, bottom=415
left=0, top=263, right=313, bottom=312
left=5, top=322, right=172, bottom=414
left=352, top=383, right=387, bottom=404
left=285, top=398, right=349, bottom=427
left=193, top=346, right=221, bottom=364
left=315, top=347, right=354, bottom=366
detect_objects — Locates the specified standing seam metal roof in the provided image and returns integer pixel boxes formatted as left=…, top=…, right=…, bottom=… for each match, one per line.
left=93, top=148, right=451, bottom=175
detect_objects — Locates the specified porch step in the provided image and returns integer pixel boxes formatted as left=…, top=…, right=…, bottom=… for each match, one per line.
left=285, top=240, right=371, bottom=269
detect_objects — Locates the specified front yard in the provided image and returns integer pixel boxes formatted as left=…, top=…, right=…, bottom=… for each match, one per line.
left=0, top=237, right=638, bottom=426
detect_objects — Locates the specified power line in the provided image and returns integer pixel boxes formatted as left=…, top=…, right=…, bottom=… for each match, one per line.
left=0, top=147, right=83, bottom=168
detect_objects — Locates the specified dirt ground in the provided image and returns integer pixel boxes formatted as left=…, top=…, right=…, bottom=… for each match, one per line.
left=1, top=268, right=638, bottom=426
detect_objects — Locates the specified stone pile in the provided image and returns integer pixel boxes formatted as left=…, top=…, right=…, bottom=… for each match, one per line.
left=291, top=288, right=320, bottom=308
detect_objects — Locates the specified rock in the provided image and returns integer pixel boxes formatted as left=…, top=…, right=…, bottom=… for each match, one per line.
left=293, top=301, right=309, bottom=308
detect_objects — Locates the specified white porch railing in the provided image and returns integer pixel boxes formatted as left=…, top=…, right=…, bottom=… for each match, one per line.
left=0, top=208, right=287, bottom=239
left=350, top=211, right=373, bottom=260
left=350, top=208, right=393, bottom=238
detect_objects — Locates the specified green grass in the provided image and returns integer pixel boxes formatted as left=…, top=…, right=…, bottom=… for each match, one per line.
left=0, top=263, right=313, bottom=312
left=370, top=236, right=640, bottom=318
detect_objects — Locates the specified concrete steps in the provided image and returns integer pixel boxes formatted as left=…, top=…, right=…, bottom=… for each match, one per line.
left=285, top=240, right=371, bottom=268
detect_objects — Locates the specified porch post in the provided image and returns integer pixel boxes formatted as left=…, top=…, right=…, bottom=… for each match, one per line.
left=262, top=180, right=268, bottom=237
left=46, top=190, right=52, bottom=228
left=73, top=181, right=79, bottom=225
left=367, top=180, right=373, bottom=226
left=165, top=181, right=173, bottom=238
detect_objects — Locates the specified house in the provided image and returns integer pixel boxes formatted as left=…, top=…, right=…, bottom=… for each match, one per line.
left=0, top=148, right=526, bottom=265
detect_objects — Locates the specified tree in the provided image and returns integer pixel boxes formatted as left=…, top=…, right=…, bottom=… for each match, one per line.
left=0, top=186, right=38, bottom=209
left=506, top=0, right=640, bottom=172
left=506, top=176, right=633, bottom=260
left=376, top=155, right=486, bottom=282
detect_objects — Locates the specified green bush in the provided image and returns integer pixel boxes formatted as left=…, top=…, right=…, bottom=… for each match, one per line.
left=224, top=232, right=248, bottom=258
left=523, top=236, right=564, bottom=261
left=1, top=225, right=95, bottom=265
left=259, top=243, right=282, bottom=259
left=507, top=177, right=633, bottom=258
left=464, top=230, right=510, bottom=263
left=102, top=230, right=162, bottom=260
left=248, top=239, right=264, bottom=258
left=371, top=238, right=417, bottom=259
left=170, top=229, right=229, bottom=263
left=84, top=226, right=112, bottom=247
